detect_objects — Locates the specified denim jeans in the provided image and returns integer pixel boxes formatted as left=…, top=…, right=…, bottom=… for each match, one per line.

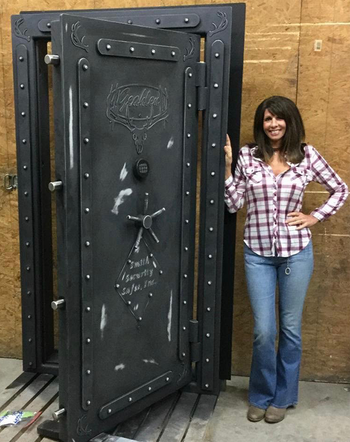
left=244, top=240, right=314, bottom=409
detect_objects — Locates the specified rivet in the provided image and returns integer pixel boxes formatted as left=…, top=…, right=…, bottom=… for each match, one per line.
left=182, top=352, right=186, bottom=357
left=183, top=300, right=187, bottom=305
left=83, top=102, right=89, bottom=108
left=83, top=137, right=89, bottom=144
left=187, top=133, right=191, bottom=138
left=108, top=409, right=112, bottom=414
left=86, top=369, right=91, bottom=375
left=86, top=400, right=91, bottom=406
left=20, top=84, right=25, bottom=89
left=27, top=290, right=31, bottom=296
left=185, top=191, right=190, bottom=196
left=209, top=227, right=214, bottom=232
left=185, top=219, right=189, bottom=224
left=205, top=383, right=210, bottom=388
left=26, top=266, right=30, bottom=271
left=206, top=333, right=210, bottom=338
left=149, top=293, right=153, bottom=298
left=214, top=83, right=219, bottom=88
left=166, top=377, right=170, bottom=382
left=29, top=361, right=33, bottom=366
left=184, top=17, right=189, bottom=23
left=85, top=274, right=91, bottom=280
left=159, top=270, right=163, bottom=275
left=23, top=165, right=28, bottom=170
left=22, top=139, right=27, bottom=144
left=208, top=254, right=213, bottom=259
left=28, top=314, right=31, bottom=319
left=116, top=284, right=120, bottom=288
left=207, top=281, right=212, bottom=286
left=138, top=317, right=142, bottom=321
left=207, top=307, right=211, bottom=312
left=149, top=253, right=153, bottom=258
left=28, top=338, right=32, bottom=343
left=151, top=49, right=156, bottom=55
left=188, top=72, right=193, bottom=78
left=171, top=51, right=176, bottom=57
left=85, top=208, right=90, bottom=213
left=212, top=143, right=216, bottom=148
left=46, top=22, right=51, bottom=28
left=148, top=387, right=152, bottom=391
left=21, top=112, right=26, bottom=117
left=85, top=241, right=90, bottom=247
left=184, top=247, right=188, bottom=251
left=155, top=18, right=161, bottom=24
left=106, top=44, right=111, bottom=50
left=84, top=173, right=90, bottom=179
left=183, top=274, right=188, bottom=278
left=183, top=326, right=186, bottom=331
left=86, top=306, right=91, bottom=312
left=215, top=52, right=220, bottom=58
left=127, top=19, right=133, bottom=24
left=127, top=259, right=131, bottom=264
left=211, top=172, right=215, bottom=177
left=24, top=191, right=29, bottom=196
left=206, top=358, right=210, bottom=362
left=25, top=216, right=29, bottom=222
left=213, top=113, right=218, bottom=119
left=129, top=46, right=135, bottom=53
left=210, top=200, right=215, bottom=205
left=82, top=64, right=89, bottom=71
left=186, top=162, right=190, bottom=167
left=86, top=338, right=91, bottom=343
left=127, top=301, right=132, bottom=305
left=19, top=56, right=24, bottom=61
left=129, top=397, right=133, bottom=402
left=25, top=242, right=30, bottom=247
left=187, top=103, right=192, bottom=108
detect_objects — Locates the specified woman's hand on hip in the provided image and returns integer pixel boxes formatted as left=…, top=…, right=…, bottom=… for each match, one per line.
left=224, top=134, right=233, bottom=180
left=286, top=212, right=319, bottom=230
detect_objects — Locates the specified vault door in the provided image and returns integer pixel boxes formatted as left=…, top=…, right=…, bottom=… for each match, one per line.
left=50, top=14, right=200, bottom=442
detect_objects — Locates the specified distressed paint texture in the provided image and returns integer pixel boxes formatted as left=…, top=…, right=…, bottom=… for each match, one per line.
left=0, top=0, right=349, bottom=384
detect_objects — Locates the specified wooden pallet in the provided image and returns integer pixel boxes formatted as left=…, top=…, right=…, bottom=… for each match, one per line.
left=0, top=373, right=217, bottom=442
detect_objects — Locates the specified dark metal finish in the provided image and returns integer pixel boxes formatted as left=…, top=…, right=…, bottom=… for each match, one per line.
left=12, top=4, right=245, bottom=441
left=37, top=419, right=60, bottom=440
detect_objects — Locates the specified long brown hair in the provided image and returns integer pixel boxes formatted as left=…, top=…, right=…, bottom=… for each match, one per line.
left=252, top=96, right=306, bottom=164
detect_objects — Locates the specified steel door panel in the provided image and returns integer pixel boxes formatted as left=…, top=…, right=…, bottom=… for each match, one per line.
left=51, top=14, right=200, bottom=441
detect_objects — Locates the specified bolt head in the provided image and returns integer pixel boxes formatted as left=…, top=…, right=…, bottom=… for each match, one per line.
left=106, top=44, right=111, bottom=50
left=129, top=46, right=135, bottom=53
left=82, top=64, right=88, bottom=71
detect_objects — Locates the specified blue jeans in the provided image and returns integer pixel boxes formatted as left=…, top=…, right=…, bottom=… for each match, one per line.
left=244, top=241, right=314, bottom=409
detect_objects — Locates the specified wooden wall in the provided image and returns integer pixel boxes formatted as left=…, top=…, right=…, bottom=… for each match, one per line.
left=0, top=0, right=349, bottom=382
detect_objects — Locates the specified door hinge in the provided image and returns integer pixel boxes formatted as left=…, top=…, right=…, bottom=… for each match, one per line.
left=3, top=174, right=18, bottom=191
left=196, top=62, right=207, bottom=111
left=189, top=319, right=201, bottom=362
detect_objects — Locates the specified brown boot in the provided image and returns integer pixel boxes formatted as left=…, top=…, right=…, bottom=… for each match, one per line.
left=265, top=406, right=286, bottom=423
left=247, top=405, right=266, bottom=422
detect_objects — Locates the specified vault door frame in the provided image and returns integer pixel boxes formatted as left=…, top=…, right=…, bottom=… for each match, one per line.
left=12, top=4, right=245, bottom=384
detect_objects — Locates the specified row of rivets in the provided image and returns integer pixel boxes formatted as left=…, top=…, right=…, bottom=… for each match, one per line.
left=201, top=40, right=225, bottom=391
left=17, top=45, right=36, bottom=369
left=79, top=58, right=93, bottom=410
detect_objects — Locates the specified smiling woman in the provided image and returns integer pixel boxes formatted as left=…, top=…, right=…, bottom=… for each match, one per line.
left=223, top=95, right=348, bottom=424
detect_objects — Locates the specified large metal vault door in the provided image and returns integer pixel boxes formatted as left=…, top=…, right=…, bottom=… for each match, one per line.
left=12, top=4, right=245, bottom=442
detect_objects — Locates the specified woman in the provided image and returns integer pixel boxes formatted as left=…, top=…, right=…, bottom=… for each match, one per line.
left=224, top=96, right=348, bottom=424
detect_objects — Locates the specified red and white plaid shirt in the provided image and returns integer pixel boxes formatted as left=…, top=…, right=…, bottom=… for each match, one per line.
left=224, top=144, right=348, bottom=257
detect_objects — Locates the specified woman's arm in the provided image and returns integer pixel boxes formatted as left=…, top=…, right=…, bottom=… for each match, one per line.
left=224, top=135, right=247, bottom=213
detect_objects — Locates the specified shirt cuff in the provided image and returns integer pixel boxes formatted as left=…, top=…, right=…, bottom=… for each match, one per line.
left=310, top=210, right=326, bottom=222
left=225, top=175, right=234, bottom=188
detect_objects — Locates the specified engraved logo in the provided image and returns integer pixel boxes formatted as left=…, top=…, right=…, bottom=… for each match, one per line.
left=106, top=84, right=169, bottom=154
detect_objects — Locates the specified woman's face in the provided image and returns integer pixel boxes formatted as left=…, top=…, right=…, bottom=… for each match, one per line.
left=263, top=109, right=286, bottom=148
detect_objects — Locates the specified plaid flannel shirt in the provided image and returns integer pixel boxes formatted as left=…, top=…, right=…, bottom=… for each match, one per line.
left=224, top=145, right=348, bottom=257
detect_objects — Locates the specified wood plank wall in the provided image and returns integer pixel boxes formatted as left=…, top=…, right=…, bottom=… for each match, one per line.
left=0, top=0, right=349, bottom=382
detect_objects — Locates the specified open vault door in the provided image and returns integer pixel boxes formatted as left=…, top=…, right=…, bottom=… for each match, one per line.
left=49, top=14, right=202, bottom=442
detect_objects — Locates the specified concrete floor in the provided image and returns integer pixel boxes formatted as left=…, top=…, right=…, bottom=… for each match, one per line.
left=206, top=376, right=350, bottom=442
left=1, top=359, right=349, bottom=442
